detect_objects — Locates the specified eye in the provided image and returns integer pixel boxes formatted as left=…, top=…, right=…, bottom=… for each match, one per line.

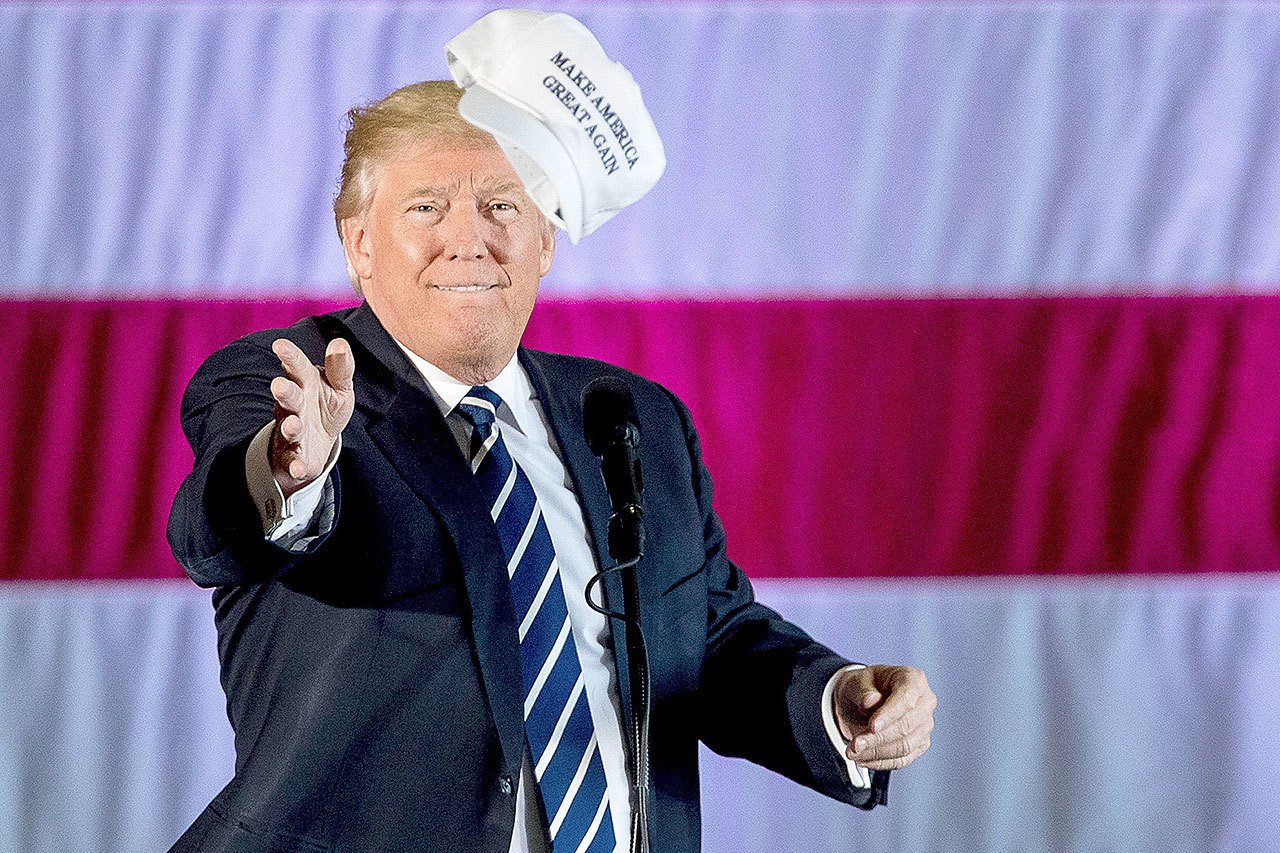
left=488, top=200, right=518, bottom=221
left=410, top=203, right=438, bottom=213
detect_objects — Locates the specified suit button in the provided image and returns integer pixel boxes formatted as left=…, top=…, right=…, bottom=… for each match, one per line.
left=499, top=775, right=514, bottom=797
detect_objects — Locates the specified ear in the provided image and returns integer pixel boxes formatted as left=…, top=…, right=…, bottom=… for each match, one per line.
left=538, top=221, right=556, bottom=277
left=341, top=217, right=374, bottom=283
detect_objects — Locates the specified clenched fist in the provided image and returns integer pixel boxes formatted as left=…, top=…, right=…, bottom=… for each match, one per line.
left=268, top=337, right=355, bottom=496
left=833, top=665, right=935, bottom=771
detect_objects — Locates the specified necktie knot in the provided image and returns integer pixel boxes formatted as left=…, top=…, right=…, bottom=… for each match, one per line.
left=457, top=385, right=504, bottom=432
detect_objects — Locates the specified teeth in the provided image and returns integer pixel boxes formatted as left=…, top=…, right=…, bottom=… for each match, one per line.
left=436, top=285, right=493, bottom=292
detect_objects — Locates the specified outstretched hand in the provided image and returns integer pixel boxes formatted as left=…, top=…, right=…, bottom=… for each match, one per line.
left=268, top=337, right=355, bottom=496
left=833, top=665, right=935, bottom=771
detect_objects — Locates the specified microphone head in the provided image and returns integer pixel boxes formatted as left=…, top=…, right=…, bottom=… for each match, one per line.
left=582, top=377, right=640, bottom=455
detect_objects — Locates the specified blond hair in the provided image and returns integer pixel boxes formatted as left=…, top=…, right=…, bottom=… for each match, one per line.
left=334, top=81, right=498, bottom=290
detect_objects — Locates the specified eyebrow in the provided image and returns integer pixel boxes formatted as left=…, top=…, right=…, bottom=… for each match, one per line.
left=396, top=178, right=527, bottom=203
left=398, top=183, right=458, bottom=202
left=473, top=177, right=525, bottom=195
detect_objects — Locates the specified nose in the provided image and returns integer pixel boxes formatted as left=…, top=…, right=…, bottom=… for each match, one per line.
left=441, top=206, right=489, bottom=261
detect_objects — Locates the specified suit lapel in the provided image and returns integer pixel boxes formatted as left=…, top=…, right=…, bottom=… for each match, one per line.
left=519, top=349, right=636, bottom=733
left=322, top=304, right=527, bottom=777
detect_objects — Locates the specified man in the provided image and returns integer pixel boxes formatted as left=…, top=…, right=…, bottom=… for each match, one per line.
left=168, top=81, right=935, bottom=852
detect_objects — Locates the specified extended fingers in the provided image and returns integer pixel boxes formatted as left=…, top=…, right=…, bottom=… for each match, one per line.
left=272, top=338, right=319, bottom=388
left=271, top=413, right=315, bottom=483
left=271, top=376, right=304, bottom=412
left=268, top=412, right=304, bottom=483
left=277, top=412, right=303, bottom=443
left=268, top=338, right=349, bottom=490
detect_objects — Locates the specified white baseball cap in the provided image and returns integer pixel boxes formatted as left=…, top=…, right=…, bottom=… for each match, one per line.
left=446, top=9, right=666, bottom=244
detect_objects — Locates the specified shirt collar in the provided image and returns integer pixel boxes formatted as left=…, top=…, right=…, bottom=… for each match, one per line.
left=391, top=339, right=535, bottom=435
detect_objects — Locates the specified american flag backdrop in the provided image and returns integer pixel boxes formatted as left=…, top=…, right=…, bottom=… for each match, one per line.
left=2, top=2, right=1280, bottom=851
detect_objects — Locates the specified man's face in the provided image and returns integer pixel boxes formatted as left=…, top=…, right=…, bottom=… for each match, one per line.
left=344, top=139, right=554, bottom=383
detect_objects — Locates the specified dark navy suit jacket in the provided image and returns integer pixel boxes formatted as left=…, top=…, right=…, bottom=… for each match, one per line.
left=167, top=302, right=886, bottom=853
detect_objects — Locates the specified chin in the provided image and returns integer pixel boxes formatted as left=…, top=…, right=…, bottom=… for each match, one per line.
left=438, top=326, right=518, bottom=383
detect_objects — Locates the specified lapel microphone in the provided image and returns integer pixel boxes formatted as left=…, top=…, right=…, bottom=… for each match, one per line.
left=581, top=376, right=651, bottom=853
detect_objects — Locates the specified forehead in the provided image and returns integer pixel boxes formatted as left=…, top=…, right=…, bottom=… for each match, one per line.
left=375, top=139, right=526, bottom=201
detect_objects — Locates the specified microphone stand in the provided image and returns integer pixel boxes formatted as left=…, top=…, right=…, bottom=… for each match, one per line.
left=582, top=383, right=651, bottom=853
left=619, top=553, right=651, bottom=853
left=586, top=509, right=650, bottom=853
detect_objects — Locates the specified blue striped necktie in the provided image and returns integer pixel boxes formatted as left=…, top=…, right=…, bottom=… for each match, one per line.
left=457, top=386, right=617, bottom=853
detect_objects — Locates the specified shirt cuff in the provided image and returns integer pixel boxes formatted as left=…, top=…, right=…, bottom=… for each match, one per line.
left=822, top=663, right=872, bottom=789
left=244, top=421, right=341, bottom=542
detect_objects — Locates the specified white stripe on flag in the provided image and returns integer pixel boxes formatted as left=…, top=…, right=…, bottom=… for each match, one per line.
left=9, top=5, right=1280, bottom=295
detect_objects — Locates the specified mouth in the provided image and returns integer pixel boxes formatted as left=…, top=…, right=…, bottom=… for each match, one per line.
left=432, top=284, right=501, bottom=293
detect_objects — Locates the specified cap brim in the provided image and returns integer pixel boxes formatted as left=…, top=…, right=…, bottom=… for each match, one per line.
left=458, top=86, right=585, bottom=243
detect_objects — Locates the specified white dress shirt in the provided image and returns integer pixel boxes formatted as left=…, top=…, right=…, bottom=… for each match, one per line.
left=244, top=347, right=870, bottom=853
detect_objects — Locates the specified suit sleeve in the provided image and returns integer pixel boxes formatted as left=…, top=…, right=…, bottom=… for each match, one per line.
left=167, top=337, right=341, bottom=588
left=663, top=390, right=889, bottom=809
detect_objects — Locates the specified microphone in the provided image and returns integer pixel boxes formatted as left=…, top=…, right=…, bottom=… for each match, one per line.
left=582, top=377, right=644, bottom=563
left=581, top=377, right=650, bottom=853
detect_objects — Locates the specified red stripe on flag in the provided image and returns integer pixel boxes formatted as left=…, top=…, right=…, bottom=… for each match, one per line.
left=2, top=296, right=1279, bottom=581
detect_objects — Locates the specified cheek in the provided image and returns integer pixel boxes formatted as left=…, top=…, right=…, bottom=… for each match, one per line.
left=375, top=227, right=436, bottom=274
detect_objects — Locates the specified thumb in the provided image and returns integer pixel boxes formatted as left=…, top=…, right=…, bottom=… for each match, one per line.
left=834, top=668, right=880, bottom=738
left=324, top=338, right=354, bottom=393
